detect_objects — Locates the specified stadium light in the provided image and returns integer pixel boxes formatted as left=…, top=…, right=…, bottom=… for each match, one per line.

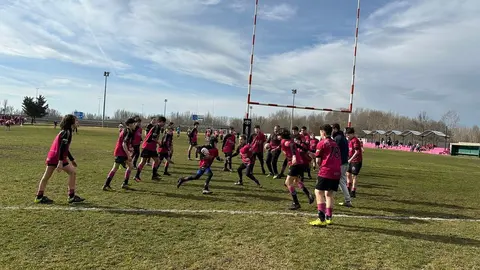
left=290, top=89, right=297, bottom=130
left=102, top=71, right=110, bottom=128
left=164, top=99, right=167, bottom=116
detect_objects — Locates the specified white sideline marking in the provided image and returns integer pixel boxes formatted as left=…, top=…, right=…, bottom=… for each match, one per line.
left=1, top=205, right=479, bottom=222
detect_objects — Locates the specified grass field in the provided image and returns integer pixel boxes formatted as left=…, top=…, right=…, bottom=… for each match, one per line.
left=0, top=125, right=479, bottom=270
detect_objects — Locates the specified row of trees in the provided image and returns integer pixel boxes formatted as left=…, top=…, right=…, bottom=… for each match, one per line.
left=3, top=97, right=479, bottom=143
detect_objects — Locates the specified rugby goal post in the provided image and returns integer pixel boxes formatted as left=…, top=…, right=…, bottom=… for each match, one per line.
left=244, top=0, right=361, bottom=134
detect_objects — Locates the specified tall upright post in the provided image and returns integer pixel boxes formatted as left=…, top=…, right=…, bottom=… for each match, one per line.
left=290, top=89, right=297, bottom=130
left=347, top=0, right=361, bottom=128
left=245, top=0, right=259, bottom=119
left=102, top=71, right=110, bottom=128
left=164, top=99, right=167, bottom=116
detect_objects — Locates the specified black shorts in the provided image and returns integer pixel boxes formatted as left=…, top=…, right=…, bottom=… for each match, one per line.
left=115, top=156, right=128, bottom=165
left=316, top=177, right=340, bottom=191
left=158, top=152, right=169, bottom=160
left=190, top=141, right=198, bottom=146
left=347, top=162, right=362, bottom=175
left=288, top=165, right=303, bottom=177
left=47, top=161, right=69, bottom=167
left=141, top=149, right=158, bottom=158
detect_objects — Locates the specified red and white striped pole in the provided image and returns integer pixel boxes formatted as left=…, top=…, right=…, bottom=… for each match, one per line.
left=348, top=0, right=360, bottom=127
left=245, top=0, right=259, bottom=119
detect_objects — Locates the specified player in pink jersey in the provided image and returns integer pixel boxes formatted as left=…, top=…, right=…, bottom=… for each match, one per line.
left=265, top=125, right=281, bottom=177
left=222, top=127, right=236, bottom=172
left=103, top=118, right=136, bottom=191
left=280, top=129, right=314, bottom=210
left=346, top=127, right=363, bottom=198
left=251, top=125, right=267, bottom=175
left=310, top=124, right=342, bottom=227
left=34, top=114, right=84, bottom=204
left=232, top=135, right=262, bottom=187
left=309, top=132, right=319, bottom=170
left=157, top=126, right=174, bottom=176
left=177, top=137, right=219, bottom=194
left=187, top=122, right=199, bottom=160
left=131, top=116, right=143, bottom=169
left=134, top=116, right=167, bottom=181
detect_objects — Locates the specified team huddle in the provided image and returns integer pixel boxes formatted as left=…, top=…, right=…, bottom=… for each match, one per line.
left=34, top=114, right=363, bottom=227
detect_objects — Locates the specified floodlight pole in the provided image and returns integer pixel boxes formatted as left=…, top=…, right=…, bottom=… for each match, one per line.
left=290, top=89, right=297, bottom=130
left=164, top=99, right=167, bottom=116
left=102, top=71, right=110, bottom=128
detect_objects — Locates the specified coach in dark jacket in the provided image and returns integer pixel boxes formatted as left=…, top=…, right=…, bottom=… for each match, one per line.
left=332, top=123, right=352, bottom=207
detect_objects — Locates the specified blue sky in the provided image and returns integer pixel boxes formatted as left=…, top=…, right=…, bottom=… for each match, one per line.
left=0, top=0, right=479, bottom=125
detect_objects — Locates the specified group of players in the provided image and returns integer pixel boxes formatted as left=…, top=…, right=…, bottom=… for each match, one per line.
left=34, top=114, right=363, bottom=227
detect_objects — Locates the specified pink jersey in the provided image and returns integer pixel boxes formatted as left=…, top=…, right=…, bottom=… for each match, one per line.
left=114, top=129, right=133, bottom=157
left=315, top=138, right=341, bottom=179
left=309, top=138, right=319, bottom=152
left=46, top=130, right=72, bottom=164
left=281, top=139, right=303, bottom=166
left=240, top=144, right=254, bottom=165
left=222, top=134, right=236, bottom=153
left=349, top=137, right=363, bottom=162
left=199, top=147, right=219, bottom=168
left=252, top=131, right=266, bottom=153
left=132, top=126, right=142, bottom=145
left=142, top=125, right=161, bottom=151
left=190, top=128, right=198, bottom=143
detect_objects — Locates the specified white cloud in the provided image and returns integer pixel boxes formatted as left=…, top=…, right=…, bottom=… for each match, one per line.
left=259, top=3, right=297, bottom=21
left=0, top=0, right=479, bottom=124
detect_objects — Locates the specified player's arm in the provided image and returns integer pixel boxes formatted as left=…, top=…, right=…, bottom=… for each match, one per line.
left=289, top=142, right=297, bottom=164
left=122, top=131, right=133, bottom=158
left=222, top=134, right=230, bottom=149
left=57, top=130, right=69, bottom=161
left=231, top=145, right=241, bottom=158
left=315, top=144, right=323, bottom=166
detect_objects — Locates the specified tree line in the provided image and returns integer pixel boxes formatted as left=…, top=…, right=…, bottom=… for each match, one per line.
left=3, top=96, right=479, bottom=143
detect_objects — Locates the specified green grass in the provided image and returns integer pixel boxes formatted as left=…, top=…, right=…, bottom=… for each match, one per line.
left=0, top=126, right=479, bottom=270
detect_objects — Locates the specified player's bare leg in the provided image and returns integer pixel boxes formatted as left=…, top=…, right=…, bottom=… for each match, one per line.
left=285, top=176, right=300, bottom=210
left=64, top=164, right=84, bottom=203
left=34, top=166, right=56, bottom=203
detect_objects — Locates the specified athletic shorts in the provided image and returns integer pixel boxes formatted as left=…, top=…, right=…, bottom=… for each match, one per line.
left=197, top=167, right=212, bottom=176
left=115, top=156, right=128, bottom=165
left=141, top=149, right=158, bottom=158
left=158, top=152, right=169, bottom=160
left=316, top=177, right=340, bottom=191
left=347, top=162, right=362, bottom=175
left=190, top=141, right=198, bottom=146
left=287, top=165, right=303, bottom=177
left=47, top=161, right=69, bottom=167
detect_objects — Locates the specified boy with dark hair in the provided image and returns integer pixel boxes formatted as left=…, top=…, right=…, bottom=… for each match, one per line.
left=346, top=127, right=363, bottom=198
left=265, top=125, right=281, bottom=177
left=252, top=125, right=267, bottom=175
left=187, top=122, right=199, bottom=160
left=222, top=127, right=236, bottom=172
left=310, top=124, right=342, bottom=227
left=103, top=118, right=136, bottom=190
left=232, top=135, right=262, bottom=187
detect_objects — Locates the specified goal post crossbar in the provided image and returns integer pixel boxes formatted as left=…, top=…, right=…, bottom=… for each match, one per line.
left=248, top=101, right=351, bottom=113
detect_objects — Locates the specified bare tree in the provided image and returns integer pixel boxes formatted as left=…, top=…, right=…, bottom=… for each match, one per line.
left=2, top=99, right=7, bottom=114
left=440, top=110, right=460, bottom=136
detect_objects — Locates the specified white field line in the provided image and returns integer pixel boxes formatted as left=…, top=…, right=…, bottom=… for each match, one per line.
left=1, top=205, right=479, bottom=222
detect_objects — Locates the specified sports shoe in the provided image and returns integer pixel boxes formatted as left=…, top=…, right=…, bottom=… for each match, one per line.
left=288, top=203, right=301, bottom=210
left=121, top=183, right=130, bottom=190
left=151, top=174, right=161, bottom=181
left=326, top=216, right=333, bottom=225
left=339, top=201, right=353, bottom=207
left=309, top=218, right=327, bottom=227
left=177, top=178, right=184, bottom=188
left=163, top=172, right=171, bottom=176
left=102, top=185, right=112, bottom=191
left=34, top=196, right=54, bottom=204
left=68, top=195, right=85, bottom=203
left=134, top=177, right=142, bottom=182
left=202, top=189, right=212, bottom=194
left=234, top=181, right=243, bottom=186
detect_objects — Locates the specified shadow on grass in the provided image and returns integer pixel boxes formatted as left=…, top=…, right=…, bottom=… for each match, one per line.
left=358, top=206, right=475, bottom=220
left=362, top=172, right=401, bottom=181
left=360, top=183, right=395, bottom=190
left=357, top=192, right=391, bottom=199
left=337, top=224, right=480, bottom=247
left=387, top=199, right=478, bottom=210
left=125, top=188, right=243, bottom=203
left=68, top=202, right=211, bottom=219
